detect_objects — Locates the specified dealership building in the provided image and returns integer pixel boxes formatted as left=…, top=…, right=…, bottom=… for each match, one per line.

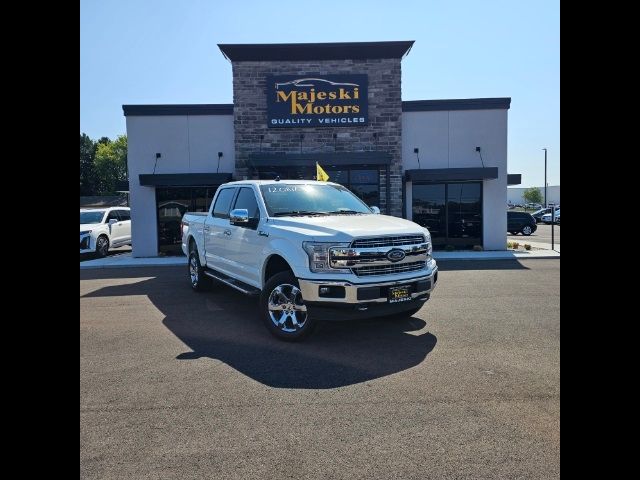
left=124, top=41, right=517, bottom=257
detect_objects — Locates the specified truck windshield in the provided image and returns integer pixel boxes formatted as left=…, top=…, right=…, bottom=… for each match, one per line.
left=80, top=211, right=106, bottom=224
left=259, top=184, right=373, bottom=217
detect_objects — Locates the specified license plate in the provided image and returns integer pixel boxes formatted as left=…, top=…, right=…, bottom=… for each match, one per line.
left=388, top=285, right=411, bottom=303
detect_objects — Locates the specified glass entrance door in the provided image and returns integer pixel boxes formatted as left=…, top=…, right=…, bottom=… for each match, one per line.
left=446, top=183, right=482, bottom=247
left=412, top=182, right=482, bottom=249
left=411, top=184, right=446, bottom=246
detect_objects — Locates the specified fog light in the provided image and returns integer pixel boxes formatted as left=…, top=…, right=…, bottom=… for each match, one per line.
left=318, top=286, right=346, bottom=298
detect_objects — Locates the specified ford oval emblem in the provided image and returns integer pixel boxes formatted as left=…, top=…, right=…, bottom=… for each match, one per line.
left=386, top=249, right=406, bottom=263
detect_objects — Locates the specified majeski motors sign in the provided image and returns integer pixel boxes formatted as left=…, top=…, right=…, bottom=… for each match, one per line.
left=266, top=75, right=368, bottom=128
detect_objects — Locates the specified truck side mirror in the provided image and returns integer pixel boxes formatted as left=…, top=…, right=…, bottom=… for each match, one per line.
left=370, top=206, right=381, bottom=214
left=230, top=209, right=249, bottom=224
left=108, top=218, right=118, bottom=225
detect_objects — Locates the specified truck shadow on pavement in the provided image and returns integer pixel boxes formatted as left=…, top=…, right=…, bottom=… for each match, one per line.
left=81, top=267, right=437, bottom=389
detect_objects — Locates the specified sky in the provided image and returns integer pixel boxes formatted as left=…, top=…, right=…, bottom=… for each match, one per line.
left=80, top=0, right=559, bottom=188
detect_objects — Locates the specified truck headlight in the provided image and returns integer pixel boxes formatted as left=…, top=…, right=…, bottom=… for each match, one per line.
left=423, top=229, right=433, bottom=256
left=302, top=242, right=352, bottom=274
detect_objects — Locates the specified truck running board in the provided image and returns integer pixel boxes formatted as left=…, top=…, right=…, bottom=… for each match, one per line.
left=203, top=269, right=261, bottom=296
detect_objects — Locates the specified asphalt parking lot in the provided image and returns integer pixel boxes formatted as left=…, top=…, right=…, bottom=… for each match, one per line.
left=81, top=260, right=559, bottom=479
left=508, top=223, right=560, bottom=244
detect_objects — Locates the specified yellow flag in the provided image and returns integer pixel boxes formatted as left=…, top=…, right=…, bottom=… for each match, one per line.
left=316, top=162, right=329, bottom=181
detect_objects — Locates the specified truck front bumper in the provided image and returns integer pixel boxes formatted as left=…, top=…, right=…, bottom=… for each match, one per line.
left=298, top=262, right=438, bottom=321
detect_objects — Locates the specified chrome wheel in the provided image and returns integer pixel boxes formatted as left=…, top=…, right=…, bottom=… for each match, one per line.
left=267, top=284, right=308, bottom=333
left=522, top=225, right=532, bottom=235
left=189, top=254, right=199, bottom=286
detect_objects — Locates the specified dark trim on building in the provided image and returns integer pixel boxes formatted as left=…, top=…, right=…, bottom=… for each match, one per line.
left=114, top=180, right=130, bottom=192
left=218, top=41, right=414, bottom=61
left=122, top=98, right=511, bottom=117
left=123, top=104, right=234, bottom=116
left=139, top=173, right=233, bottom=186
left=248, top=151, right=393, bottom=167
left=507, top=174, right=522, bottom=185
left=405, top=167, right=499, bottom=182
left=402, top=98, right=511, bottom=112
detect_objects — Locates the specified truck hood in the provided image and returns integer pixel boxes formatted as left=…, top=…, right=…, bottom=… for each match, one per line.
left=267, top=214, right=427, bottom=242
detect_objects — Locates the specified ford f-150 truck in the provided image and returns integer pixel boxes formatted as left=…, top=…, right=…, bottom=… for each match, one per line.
left=181, top=180, right=438, bottom=341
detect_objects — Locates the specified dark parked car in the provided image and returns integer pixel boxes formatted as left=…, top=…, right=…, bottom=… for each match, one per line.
left=507, top=211, right=537, bottom=236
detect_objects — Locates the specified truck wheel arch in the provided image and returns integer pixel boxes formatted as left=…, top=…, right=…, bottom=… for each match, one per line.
left=187, top=236, right=203, bottom=264
left=263, top=254, right=293, bottom=285
left=188, top=236, right=197, bottom=252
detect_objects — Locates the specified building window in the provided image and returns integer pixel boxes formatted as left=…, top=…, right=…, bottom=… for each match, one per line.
left=412, top=182, right=482, bottom=249
left=255, top=165, right=381, bottom=208
left=342, top=169, right=379, bottom=207
left=156, top=186, right=220, bottom=255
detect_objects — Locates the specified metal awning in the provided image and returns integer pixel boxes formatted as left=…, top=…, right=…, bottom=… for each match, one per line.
left=139, top=173, right=232, bottom=186
left=507, top=174, right=522, bottom=185
left=405, top=167, right=499, bottom=182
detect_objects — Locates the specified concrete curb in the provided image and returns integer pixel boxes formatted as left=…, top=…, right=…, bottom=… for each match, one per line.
left=80, top=255, right=186, bottom=269
left=434, top=251, right=560, bottom=260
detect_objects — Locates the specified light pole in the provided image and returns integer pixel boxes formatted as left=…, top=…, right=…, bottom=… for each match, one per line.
left=542, top=148, right=547, bottom=207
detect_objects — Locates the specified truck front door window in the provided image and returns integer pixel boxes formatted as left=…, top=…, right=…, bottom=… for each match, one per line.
left=233, top=188, right=260, bottom=219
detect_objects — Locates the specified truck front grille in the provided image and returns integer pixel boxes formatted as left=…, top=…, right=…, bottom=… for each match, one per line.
left=351, top=235, right=425, bottom=249
left=353, top=261, right=426, bottom=277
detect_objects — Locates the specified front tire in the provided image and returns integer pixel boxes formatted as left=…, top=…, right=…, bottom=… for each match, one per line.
left=521, top=225, right=533, bottom=236
left=260, top=271, right=316, bottom=341
left=95, top=235, right=109, bottom=258
left=188, top=248, right=211, bottom=291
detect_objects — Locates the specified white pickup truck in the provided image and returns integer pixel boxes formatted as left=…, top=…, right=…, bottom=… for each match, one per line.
left=181, top=180, right=438, bottom=341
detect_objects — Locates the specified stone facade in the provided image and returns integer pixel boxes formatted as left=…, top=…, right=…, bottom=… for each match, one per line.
left=231, top=58, right=403, bottom=216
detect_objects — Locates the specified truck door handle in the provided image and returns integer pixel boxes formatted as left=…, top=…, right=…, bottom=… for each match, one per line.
left=258, top=230, right=269, bottom=237
left=203, top=226, right=210, bottom=232
left=224, top=230, right=231, bottom=236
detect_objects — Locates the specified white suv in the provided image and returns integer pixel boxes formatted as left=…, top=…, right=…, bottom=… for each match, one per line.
left=80, top=207, right=132, bottom=257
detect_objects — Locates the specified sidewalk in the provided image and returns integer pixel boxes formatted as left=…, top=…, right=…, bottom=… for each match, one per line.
left=523, top=241, right=560, bottom=252
left=80, top=247, right=559, bottom=269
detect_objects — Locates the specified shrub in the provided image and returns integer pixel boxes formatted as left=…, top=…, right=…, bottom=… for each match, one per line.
left=507, top=241, right=513, bottom=249
left=512, top=242, right=519, bottom=249
left=445, top=244, right=455, bottom=251
left=524, top=244, right=532, bottom=251
left=472, top=245, right=483, bottom=251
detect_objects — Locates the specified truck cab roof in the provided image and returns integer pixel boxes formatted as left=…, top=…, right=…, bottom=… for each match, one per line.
left=221, top=179, right=341, bottom=187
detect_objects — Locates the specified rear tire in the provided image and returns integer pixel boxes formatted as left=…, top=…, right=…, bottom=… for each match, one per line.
left=188, top=247, right=211, bottom=291
left=260, top=271, right=316, bottom=341
left=521, top=225, right=533, bottom=236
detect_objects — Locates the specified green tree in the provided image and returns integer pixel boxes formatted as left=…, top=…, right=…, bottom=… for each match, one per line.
left=522, top=187, right=543, bottom=206
left=94, top=135, right=128, bottom=194
left=80, top=133, right=96, bottom=195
